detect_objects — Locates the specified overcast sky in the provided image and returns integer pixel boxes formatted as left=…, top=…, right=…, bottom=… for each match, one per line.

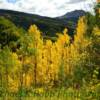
left=0, top=0, right=96, bottom=17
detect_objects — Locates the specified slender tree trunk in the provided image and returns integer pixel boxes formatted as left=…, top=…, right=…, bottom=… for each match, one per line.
left=34, top=56, right=37, bottom=86
left=34, top=42, right=37, bottom=87
left=5, top=66, right=8, bottom=100
left=19, top=56, right=24, bottom=100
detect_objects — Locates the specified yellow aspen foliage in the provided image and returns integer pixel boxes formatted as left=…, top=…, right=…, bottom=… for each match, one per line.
left=74, top=16, right=87, bottom=44
left=49, top=43, right=59, bottom=81
left=23, top=73, right=33, bottom=88
left=17, top=23, right=92, bottom=88
left=63, top=28, right=70, bottom=44
left=44, top=40, right=54, bottom=84
left=28, top=24, right=41, bottom=40
left=55, top=29, right=71, bottom=76
left=8, top=76, right=19, bottom=92
left=10, top=53, right=22, bottom=73
left=34, top=87, right=45, bottom=94
left=93, top=26, right=100, bottom=36
left=28, top=25, right=46, bottom=85
left=15, top=22, right=94, bottom=88
left=76, top=16, right=87, bottom=35
left=7, top=53, right=22, bottom=92
left=74, top=16, right=91, bottom=51
left=0, top=8, right=100, bottom=94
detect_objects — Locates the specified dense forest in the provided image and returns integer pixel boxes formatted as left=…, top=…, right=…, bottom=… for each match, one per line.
left=0, top=1, right=100, bottom=100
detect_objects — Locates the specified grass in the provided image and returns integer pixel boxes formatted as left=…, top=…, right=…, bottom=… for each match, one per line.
left=0, top=86, right=99, bottom=100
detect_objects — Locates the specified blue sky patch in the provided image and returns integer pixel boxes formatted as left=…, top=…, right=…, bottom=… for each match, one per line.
left=7, top=0, right=17, bottom=3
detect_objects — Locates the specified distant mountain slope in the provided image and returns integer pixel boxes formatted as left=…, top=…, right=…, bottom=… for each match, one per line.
left=58, top=10, right=86, bottom=19
left=0, top=9, right=86, bottom=37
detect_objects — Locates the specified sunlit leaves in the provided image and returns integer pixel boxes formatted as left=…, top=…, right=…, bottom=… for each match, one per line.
left=0, top=14, right=99, bottom=93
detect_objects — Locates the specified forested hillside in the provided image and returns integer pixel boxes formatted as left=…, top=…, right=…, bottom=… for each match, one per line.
left=0, top=2, right=100, bottom=100
left=0, top=9, right=86, bottom=37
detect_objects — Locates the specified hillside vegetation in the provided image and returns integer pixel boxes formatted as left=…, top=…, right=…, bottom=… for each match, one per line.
left=0, top=8, right=100, bottom=100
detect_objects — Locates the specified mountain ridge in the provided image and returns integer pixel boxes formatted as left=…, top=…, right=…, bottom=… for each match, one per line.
left=0, top=9, right=86, bottom=37
left=57, top=10, right=86, bottom=19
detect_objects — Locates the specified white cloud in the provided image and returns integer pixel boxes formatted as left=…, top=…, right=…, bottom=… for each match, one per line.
left=0, top=0, right=96, bottom=17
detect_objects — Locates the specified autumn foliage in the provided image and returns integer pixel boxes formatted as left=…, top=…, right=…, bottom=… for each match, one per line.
left=0, top=15, right=99, bottom=98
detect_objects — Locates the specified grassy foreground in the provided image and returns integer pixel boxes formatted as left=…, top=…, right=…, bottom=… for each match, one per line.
left=0, top=84, right=100, bottom=100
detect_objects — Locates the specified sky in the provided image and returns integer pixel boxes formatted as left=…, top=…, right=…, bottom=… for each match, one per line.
left=0, top=0, right=96, bottom=17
